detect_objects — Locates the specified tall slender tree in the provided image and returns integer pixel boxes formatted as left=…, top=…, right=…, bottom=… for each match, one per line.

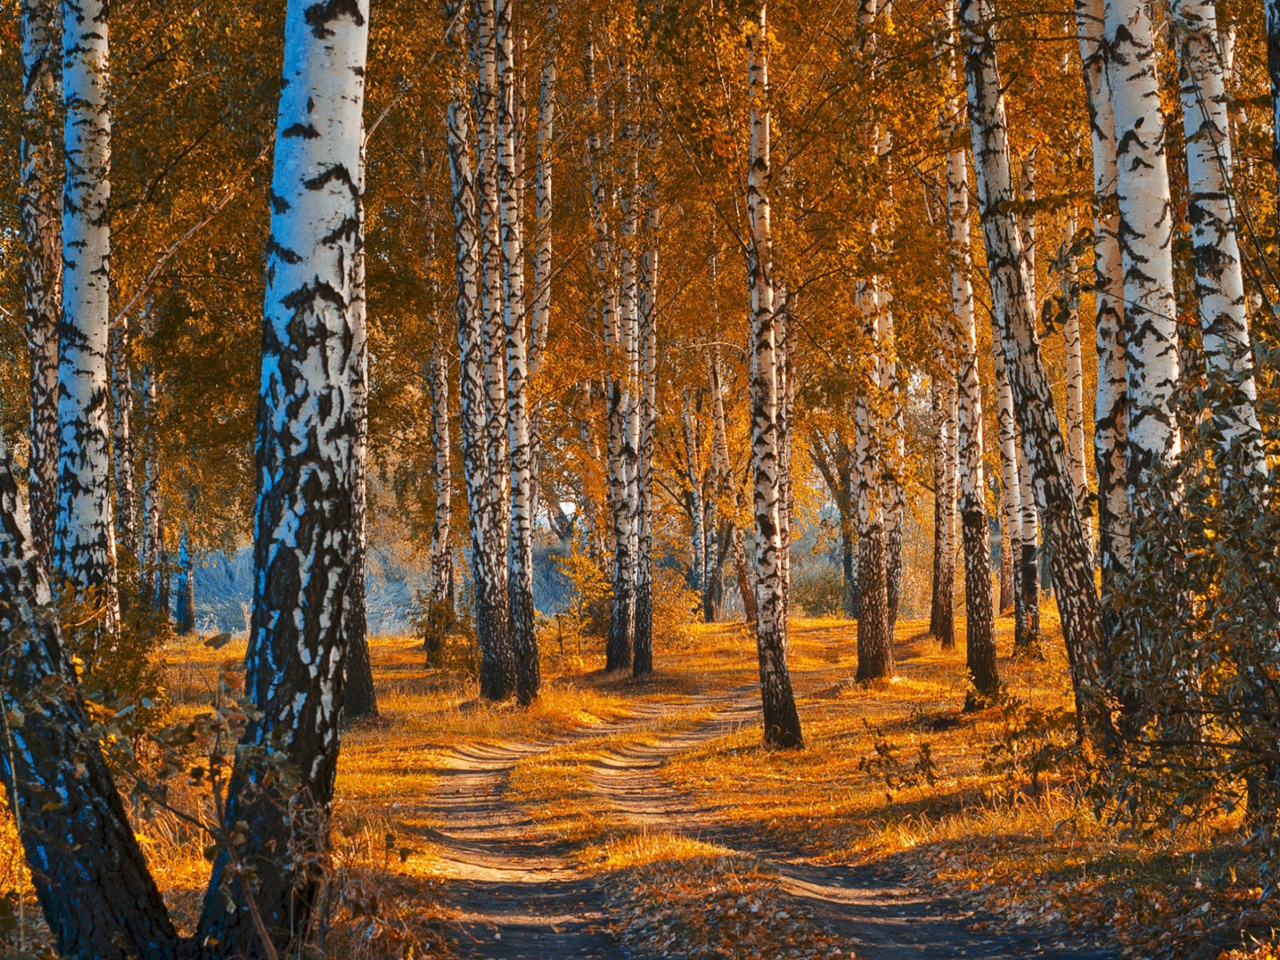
left=20, top=0, right=62, bottom=578
left=55, top=0, right=119, bottom=634
left=1074, top=0, right=1128, bottom=641
left=1171, top=0, right=1263, bottom=475
left=495, top=0, right=539, bottom=703
left=928, top=376, right=958, bottom=648
left=746, top=0, right=803, bottom=748
left=960, top=0, right=1109, bottom=738
left=943, top=0, right=998, bottom=700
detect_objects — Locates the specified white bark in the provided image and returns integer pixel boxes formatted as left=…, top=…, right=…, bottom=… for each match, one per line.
left=1171, top=0, right=1263, bottom=473
left=496, top=0, right=539, bottom=703
left=961, top=0, right=1108, bottom=735
left=1105, top=0, right=1181, bottom=491
left=941, top=3, right=997, bottom=694
left=746, top=2, right=802, bottom=748
left=56, top=0, right=119, bottom=632
left=1075, top=0, right=1129, bottom=588
left=1062, top=214, right=1091, bottom=544
left=198, top=0, right=369, bottom=949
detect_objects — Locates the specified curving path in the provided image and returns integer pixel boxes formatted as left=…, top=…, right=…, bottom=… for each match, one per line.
left=424, top=689, right=1118, bottom=960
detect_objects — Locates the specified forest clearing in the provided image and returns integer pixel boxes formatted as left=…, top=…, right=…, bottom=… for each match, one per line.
left=4, top=0, right=1280, bottom=957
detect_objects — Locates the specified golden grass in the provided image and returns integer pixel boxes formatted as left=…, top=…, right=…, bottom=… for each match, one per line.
left=0, top=613, right=1275, bottom=959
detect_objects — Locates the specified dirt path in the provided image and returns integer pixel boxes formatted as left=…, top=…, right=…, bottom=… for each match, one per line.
left=425, top=691, right=1118, bottom=960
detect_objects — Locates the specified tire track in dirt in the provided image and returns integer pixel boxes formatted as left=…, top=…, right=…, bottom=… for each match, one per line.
left=583, top=688, right=1119, bottom=960
left=422, top=698, right=734, bottom=960
left=424, top=685, right=1118, bottom=960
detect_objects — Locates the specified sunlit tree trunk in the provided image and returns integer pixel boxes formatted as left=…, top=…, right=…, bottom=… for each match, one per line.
left=961, top=0, right=1109, bottom=738
left=196, top=2, right=368, bottom=951
left=929, top=376, right=958, bottom=648
left=777, top=289, right=796, bottom=624
left=0, top=431, right=177, bottom=960
left=746, top=1, right=802, bottom=749
left=1062, top=214, right=1091, bottom=553
left=21, top=0, right=62, bottom=579
left=474, top=0, right=516, bottom=698
left=941, top=14, right=999, bottom=698
left=446, top=8, right=493, bottom=681
left=496, top=0, right=539, bottom=704
left=111, top=316, right=139, bottom=566
left=1075, top=0, right=1128, bottom=639
left=1171, top=0, right=1263, bottom=475
left=1104, top=0, right=1181, bottom=503
left=56, top=0, right=119, bottom=635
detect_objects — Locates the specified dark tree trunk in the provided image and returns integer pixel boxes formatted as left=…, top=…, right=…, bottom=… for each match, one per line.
left=175, top=530, right=195, bottom=635
left=0, top=431, right=178, bottom=960
left=20, top=0, right=62, bottom=581
left=929, top=379, right=957, bottom=648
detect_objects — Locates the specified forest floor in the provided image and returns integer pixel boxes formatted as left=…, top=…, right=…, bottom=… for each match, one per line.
left=1, top=610, right=1274, bottom=959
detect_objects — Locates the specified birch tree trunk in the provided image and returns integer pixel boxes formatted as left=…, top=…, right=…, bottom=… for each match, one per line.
left=882, top=320, right=905, bottom=629
left=682, top=390, right=707, bottom=600
left=961, top=0, right=1110, bottom=738
left=993, top=341, right=1023, bottom=621
left=634, top=145, right=659, bottom=677
left=424, top=197, right=454, bottom=617
left=746, top=1, right=802, bottom=749
left=196, top=2, right=369, bottom=951
left=1171, top=0, right=1263, bottom=475
left=475, top=0, right=516, bottom=699
left=941, top=14, right=999, bottom=698
left=1015, top=418, right=1041, bottom=651
left=1062, top=214, right=1091, bottom=551
left=855, top=283, right=893, bottom=682
left=343, top=138, right=377, bottom=722
left=0, top=430, right=178, bottom=960
left=929, top=377, right=958, bottom=648
left=140, top=364, right=161, bottom=604
left=56, top=0, right=119, bottom=635
left=1075, top=0, right=1129, bottom=638
left=21, top=0, right=62, bottom=579
left=174, top=530, right=194, bottom=635
left=496, top=0, right=539, bottom=704
left=1104, top=0, right=1181, bottom=498
left=111, top=316, right=139, bottom=566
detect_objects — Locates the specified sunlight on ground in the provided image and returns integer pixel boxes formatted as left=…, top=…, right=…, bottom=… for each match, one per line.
left=0, top=613, right=1272, bottom=959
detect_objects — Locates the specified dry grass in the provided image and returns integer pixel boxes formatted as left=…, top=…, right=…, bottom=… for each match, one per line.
left=0, top=613, right=1277, bottom=959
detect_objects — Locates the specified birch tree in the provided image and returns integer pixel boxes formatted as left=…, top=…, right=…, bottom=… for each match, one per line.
left=1104, top=0, right=1181, bottom=497
left=943, top=0, right=998, bottom=700
left=20, top=0, right=62, bottom=577
left=495, top=0, right=539, bottom=703
left=746, top=0, right=803, bottom=748
left=196, top=0, right=369, bottom=949
left=634, top=135, right=659, bottom=677
left=960, top=0, right=1109, bottom=737
left=1171, top=0, right=1263, bottom=474
left=111, top=317, right=139, bottom=563
left=928, top=376, right=958, bottom=648
left=1074, top=0, right=1128, bottom=633
left=55, top=0, right=120, bottom=633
